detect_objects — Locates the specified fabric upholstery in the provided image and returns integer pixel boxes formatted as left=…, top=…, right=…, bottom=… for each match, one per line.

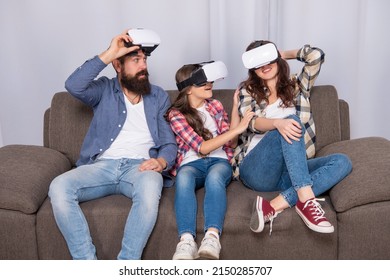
left=317, top=137, right=390, bottom=212
left=0, top=145, right=71, bottom=214
left=1, top=85, right=390, bottom=260
left=48, top=92, right=93, bottom=166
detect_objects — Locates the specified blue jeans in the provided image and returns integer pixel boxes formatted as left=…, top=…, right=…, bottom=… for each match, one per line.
left=239, top=115, right=352, bottom=207
left=174, top=157, right=232, bottom=238
left=48, top=158, right=163, bottom=260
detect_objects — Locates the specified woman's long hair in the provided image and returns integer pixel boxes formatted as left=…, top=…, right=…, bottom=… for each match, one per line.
left=240, top=40, right=296, bottom=107
left=166, top=64, right=213, bottom=140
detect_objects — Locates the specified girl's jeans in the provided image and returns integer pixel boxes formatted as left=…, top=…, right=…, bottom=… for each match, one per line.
left=48, top=158, right=163, bottom=260
left=239, top=115, right=352, bottom=207
left=174, top=157, right=232, bottom=238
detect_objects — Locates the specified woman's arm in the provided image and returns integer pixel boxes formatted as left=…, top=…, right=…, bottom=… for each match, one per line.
left=254, top=117, right=302, bottom=144
left=280, top=49, right=300, bottom=60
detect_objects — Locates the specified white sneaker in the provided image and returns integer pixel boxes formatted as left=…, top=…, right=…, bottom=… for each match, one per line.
left=198, top=236, right=221, bottom=260
left=172, top=239, right=199, bottom=260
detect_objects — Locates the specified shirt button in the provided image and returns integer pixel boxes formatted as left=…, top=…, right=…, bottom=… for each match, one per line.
left=99, top=149, right=103, bottom=152
left=118, top=124, right=122, bottom=127
left=111, top=138, right=114, bottom=141
left=123, top=111, right=126, bottom=114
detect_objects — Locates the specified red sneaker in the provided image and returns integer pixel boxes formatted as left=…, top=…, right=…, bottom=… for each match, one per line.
left=250, top=196, right=278, bottom=234
left=295, top=198, right=334, bottom=233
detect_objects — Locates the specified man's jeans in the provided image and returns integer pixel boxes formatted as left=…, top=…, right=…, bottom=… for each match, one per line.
left=48, top=158, right=163, bottom=260
left=239, top=115, right=352, bottom=207
left=174, top=157, right=232, bottom=238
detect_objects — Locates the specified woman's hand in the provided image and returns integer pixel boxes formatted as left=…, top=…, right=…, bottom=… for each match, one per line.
left=273, top=118, right=302, bottom=144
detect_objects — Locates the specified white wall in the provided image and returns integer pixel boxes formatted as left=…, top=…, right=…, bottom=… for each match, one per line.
left=0, top=0, right=389, bottom=147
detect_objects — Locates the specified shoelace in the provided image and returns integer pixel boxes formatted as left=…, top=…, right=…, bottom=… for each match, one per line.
left=267, top=212, right=279, bottom=236
left=177, top=240, right=195, bottom=252
left=302, top=198, right=326, bottom=222
left=201, top=237, right=219, bottom=249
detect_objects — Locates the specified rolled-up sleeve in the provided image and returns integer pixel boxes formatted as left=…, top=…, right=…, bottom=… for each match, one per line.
left=296, top=45, right=325, bottom=98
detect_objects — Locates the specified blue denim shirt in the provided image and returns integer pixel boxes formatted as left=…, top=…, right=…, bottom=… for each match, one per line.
left=65, top=55, right=177, bottom=187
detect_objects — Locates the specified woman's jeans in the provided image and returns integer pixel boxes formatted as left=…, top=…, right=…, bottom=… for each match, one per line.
left=48, top=158, right=163, bottom=260
left=239, top=115, right=352, bottom=207
left=174, top=157, right=232, bottom=238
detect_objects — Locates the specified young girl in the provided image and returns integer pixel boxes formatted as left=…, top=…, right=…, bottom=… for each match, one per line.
left=167, top=61, right=254, bottom=260
left=233, top=41, right=352, bottom=234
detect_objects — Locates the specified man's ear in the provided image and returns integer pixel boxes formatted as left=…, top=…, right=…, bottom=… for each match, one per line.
left=112, top=59, right=122, bottom=73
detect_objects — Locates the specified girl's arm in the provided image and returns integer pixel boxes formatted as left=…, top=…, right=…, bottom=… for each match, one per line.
left=228, top=89, right=241, bottom=147
left=199, top=110, right=254, bottom=155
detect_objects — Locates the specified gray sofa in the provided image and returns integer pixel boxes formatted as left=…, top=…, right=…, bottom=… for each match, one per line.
left=1, top=85, right=390, bottom=260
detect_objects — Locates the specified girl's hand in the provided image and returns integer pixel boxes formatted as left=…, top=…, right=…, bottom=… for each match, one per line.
left=235, top=109, right=255, bottom=134
left=233, top=89, right=240, bottom=109
left=273, top=118, right=302, bottom=144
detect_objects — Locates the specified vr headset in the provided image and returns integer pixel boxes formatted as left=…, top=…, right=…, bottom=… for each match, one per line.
left=176, top=61, right=228, bottom=91
left=125, top=28, right=161, bottom=56
left=242, top=43, right=280, bottom=69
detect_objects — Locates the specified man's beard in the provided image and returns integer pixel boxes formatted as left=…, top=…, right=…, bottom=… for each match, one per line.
left=120, top=70, right=151, bottom=96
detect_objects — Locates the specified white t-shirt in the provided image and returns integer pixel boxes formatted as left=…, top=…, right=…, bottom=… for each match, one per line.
left=246, top=97, right=296, bottom=155
left=99, top=95, right=155, bottom=160
left=181, top=104, right=228, bottom=166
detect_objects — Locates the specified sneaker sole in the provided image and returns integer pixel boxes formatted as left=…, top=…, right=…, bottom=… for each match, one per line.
left=172, top=253, right=199, bottom=260
left=250, top=196, right=265, bottom=233
left=295, top=206, right=334, bottom=233
left=198, top=249, right=219, bottom=260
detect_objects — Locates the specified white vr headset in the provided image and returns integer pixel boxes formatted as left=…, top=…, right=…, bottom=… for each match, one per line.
left=242, top=43, right=280, bottom=69
left=176, top=61, right=228, bottom=91
left=125, top=28, right=161, bottom=55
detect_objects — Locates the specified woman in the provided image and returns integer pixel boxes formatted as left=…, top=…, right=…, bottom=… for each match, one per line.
left=166, top=61, right=254, bottom=259
left=232, top=41, right=352, bottom=234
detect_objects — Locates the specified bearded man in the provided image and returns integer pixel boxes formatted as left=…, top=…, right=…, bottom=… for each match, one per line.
left=48, top=30, right=177, bottom=260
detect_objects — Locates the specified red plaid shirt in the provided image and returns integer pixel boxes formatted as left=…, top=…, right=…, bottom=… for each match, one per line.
left=167, top=99, right=234, bottom=176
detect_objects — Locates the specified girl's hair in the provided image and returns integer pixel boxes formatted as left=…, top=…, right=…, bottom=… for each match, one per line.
left=166, top=64, right=213, bottom=140
left=240, top=40, right=296, bottom=107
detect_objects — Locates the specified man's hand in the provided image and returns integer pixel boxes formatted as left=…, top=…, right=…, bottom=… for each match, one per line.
left=98, top=29, right=139, bottom=65
left=139, top=158, right=167, bottom=173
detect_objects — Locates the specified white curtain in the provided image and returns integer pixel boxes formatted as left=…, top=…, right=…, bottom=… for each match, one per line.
left=0, top=0, right=389, bottom=146
left=0, top=120, right=3, bottom=148
left=209, top=0, right=390, bottom=140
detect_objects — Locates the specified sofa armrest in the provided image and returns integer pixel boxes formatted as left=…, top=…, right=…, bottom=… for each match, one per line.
left=0, top=145, right=72, bottom=214
left=316, top=137, right=390, bottom=212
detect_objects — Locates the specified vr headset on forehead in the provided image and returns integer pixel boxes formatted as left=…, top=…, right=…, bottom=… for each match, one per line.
left=242, top=42, right=280, bottom=69
left=125, top=28, right=161, bottom=56
left=176, top=61, right=228, bottom=91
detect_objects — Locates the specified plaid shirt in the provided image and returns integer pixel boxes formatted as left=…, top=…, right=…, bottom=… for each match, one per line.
left=232, top=45, right=325, bottom=179
left=167, top=99, right=234, bottom=176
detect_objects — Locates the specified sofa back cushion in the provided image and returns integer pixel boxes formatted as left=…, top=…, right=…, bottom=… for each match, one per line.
left=45, top=86, right=346, bottom=165
left=310, top=85, right=342, bottom=151
left=47, top=92, right=92, bottom=166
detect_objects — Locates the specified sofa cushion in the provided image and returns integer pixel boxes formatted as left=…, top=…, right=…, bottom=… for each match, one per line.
left=316, top=137, right=390, bottom=212
left=144, top=181, right=338, bottom=260
left=0, top=145, right=71, bottom=214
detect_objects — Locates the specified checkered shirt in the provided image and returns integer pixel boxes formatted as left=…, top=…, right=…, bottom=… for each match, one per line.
left=167, top=99, right=234, bottom=176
